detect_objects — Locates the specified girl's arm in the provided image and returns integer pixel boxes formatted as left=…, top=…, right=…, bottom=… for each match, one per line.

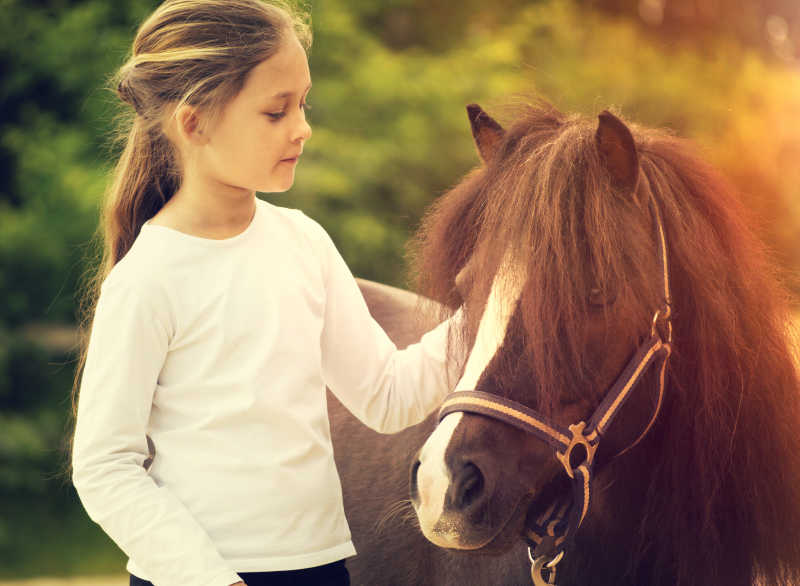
left=311, top=218, right=466, bottom=434
left=72, top=272, right=242, bottom=586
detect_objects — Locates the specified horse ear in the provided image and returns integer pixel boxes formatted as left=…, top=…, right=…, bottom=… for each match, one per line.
left=595, top=110, right=639, bottom=193
left=467, top=104, right=504, bottom=164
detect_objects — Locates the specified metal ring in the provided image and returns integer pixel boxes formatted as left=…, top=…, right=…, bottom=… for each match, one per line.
left=531, top=555, right=558, bottom=585
left=528, top=549, right=564, bottom=585
left=547, top=550, right=565, bottom=568
left=555, top=421, right=597, bottom=479
left=650, top=309, right=661, bottom=337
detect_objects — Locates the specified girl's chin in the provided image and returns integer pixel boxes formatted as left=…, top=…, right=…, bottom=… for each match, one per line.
left=258, top=177, right=295, bottom=194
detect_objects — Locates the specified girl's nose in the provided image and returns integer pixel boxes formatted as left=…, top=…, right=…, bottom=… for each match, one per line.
left=293, top=114, right=312, bottom=143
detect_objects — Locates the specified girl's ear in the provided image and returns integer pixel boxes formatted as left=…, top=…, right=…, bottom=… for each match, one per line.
left=174, top=104, right=209, bottom=146
left=595, top=110, right=639, bottom=193
left=467, top=104, right=504, bottom=164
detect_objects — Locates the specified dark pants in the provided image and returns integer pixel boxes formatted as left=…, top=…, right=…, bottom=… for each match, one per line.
left=130, top=559, right=350, bottom=586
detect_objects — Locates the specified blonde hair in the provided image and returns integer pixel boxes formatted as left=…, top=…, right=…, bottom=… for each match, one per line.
left=67, top=0, right=311, bottom=469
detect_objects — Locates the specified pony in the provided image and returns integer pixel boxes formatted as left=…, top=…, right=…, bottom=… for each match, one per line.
left=330, top=100, right=800, bottom=586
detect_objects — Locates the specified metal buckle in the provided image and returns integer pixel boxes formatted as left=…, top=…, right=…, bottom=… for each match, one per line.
left=555, top=421, right=597, bottom=479
left=650, top=306, right=673, bottom=342
left=529, top=549, right=564, bottom=585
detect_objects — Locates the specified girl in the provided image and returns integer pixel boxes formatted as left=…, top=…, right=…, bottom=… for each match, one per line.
left=69, top=1, right=464, bottom=585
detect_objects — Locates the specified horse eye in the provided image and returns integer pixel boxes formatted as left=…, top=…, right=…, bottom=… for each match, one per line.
left=588, top=287, right=615, bottom=307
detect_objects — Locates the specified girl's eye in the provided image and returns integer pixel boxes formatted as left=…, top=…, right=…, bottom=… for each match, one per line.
left=266, top=112, right=286, bottom=121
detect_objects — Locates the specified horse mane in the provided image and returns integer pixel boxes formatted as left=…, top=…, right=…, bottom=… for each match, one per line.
left=408, top=100, right=800, bottom=585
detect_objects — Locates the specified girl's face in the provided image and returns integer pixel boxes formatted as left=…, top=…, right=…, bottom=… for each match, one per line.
left=200, top=35, right=312, bottom=194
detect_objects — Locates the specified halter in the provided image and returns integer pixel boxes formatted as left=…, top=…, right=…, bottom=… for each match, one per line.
left=438, top=195, right=673, bottom=585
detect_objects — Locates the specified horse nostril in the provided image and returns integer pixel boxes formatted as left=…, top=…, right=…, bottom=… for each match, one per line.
left=452, top=462, right=484, bottom=510
left=410, top=459, right=421, bottom=502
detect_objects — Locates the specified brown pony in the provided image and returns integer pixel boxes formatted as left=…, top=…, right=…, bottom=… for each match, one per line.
left=408, top=102, right=800, bottom=585
left=330, top=100, right=800, bottom=586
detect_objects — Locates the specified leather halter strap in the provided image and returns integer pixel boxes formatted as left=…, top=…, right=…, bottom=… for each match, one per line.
left=438, top=332, right=669, bottom=468
left=436, top=194, right=673, bottom=582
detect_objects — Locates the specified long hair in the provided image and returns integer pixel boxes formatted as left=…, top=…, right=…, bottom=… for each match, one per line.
left=409, top=101, right=800, bottom=585
left=67, top=0, right=311, bottom=469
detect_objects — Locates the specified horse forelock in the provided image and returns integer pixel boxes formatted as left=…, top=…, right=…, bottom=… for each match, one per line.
left=410, top=100, right=800, bottom=585
left=415, top=105, right=665, bottom=410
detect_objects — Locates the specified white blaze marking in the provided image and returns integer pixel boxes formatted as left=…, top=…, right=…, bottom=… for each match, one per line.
left=415, top=253, right=527, bottom=543
left=416, top=412, right=462, bottom=539
left=456, top=259, right=524, bottom=391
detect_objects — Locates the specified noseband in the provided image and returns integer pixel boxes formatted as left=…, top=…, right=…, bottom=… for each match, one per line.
left=438, top=194, right=673, bottom=585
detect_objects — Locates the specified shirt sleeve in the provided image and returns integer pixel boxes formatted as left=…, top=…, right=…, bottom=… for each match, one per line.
left=312, top=219, right=466, bottom=434
left=71, top=272, right=242, bottom=586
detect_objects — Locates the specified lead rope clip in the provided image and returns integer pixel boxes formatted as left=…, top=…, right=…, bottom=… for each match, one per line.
left=529, top=548, right=564, bottom=585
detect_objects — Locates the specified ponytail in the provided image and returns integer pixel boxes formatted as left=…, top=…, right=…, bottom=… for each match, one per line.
left=103, top=117, right=179, bottom=267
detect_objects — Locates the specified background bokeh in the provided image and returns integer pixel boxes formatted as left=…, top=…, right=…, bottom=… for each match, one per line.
left=1, top=0, right=798, bottom=579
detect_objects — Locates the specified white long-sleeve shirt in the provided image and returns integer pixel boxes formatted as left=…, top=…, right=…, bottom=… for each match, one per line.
left=72, top=198, right=463, bottom=586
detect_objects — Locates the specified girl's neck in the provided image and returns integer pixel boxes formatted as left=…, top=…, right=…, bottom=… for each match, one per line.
left=150, top=178, right=257, bottom=240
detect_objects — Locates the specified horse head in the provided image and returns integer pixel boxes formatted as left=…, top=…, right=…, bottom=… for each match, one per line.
left=409, top=102, right=800, bottom=585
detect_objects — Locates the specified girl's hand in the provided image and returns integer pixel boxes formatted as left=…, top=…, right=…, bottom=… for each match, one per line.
left=231, top=582, right=246, bottom=586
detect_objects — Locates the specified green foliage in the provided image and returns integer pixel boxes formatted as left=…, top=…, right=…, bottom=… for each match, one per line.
left=287, top=2, right=523, bottom=285
left=0, top=331, right=74, bottom=493
left=0, top=108, right=104, bottom=326
left=287, top=0, right=800, bottom=291
left=0, top=488, right=125, bottom=578
left=0, top=332, right=51, bottom=411
left=0, top=0, right=133, bottom=326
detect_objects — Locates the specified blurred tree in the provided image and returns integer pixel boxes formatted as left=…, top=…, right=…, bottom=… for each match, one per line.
left=334, top=0, right=542, bottom=51
left=1, top=0, right=799, bottom=576
left=580, top=0, right=799, bottom=63
left=0, top=0, right=156, bottom=326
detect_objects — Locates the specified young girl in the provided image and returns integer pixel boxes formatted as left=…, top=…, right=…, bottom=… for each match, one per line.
left=69, top=2, right=464, bottom=585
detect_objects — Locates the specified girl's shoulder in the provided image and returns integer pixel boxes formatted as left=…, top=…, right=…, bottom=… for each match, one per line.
left=261, top=199, right=323, bottom=233
left=260, top=200, right=334, bottom=250
left=101, top=231, right=170, bottom=299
